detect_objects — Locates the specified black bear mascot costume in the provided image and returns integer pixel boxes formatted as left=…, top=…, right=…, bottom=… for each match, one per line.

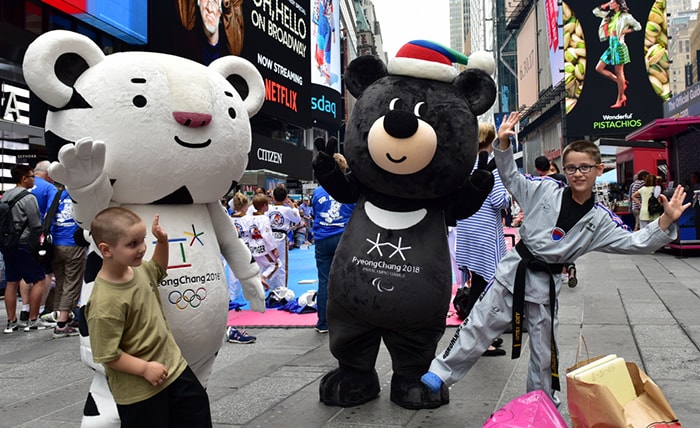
left=312, top=40, right=498, bottom=409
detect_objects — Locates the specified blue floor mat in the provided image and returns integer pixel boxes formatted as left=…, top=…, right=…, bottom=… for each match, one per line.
left=230, top=245, right=319, bottom=309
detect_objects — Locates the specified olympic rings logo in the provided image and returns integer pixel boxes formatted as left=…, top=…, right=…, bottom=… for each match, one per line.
left=168, top=288, right=207, bottom=310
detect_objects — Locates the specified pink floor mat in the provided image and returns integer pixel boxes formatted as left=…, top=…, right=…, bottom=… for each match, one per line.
left=228, top=308, right=464, bottom=328
left=228, top=307, right=318, bottom=328
left=228, top=290, right=465, bottom=328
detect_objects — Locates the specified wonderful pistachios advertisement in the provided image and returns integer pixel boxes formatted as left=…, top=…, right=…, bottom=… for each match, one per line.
left=563, top=0, right=666, bottom=137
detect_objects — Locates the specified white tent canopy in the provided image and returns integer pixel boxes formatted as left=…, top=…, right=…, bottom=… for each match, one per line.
left=596, top=168, right=617, bottom=183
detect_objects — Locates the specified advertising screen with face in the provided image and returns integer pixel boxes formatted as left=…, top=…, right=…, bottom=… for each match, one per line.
left=563, top=0, right=668, bottom=138
left=152, top=0, right=312, bottom=128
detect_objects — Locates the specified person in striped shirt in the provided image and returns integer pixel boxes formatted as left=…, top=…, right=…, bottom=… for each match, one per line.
left=454, top=122, right=511, bottom=356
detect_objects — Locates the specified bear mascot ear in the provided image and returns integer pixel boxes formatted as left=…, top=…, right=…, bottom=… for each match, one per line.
left=209, top=56, right=265, bottom=117
left=344, top=55, right=388, bottom=98
left=22, top=30, right=105, bottom=109
left=454, top=68, right=497, bottom=117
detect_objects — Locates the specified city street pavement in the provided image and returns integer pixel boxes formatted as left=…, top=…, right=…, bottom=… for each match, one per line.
left=1, top=248, right=699, bottom=427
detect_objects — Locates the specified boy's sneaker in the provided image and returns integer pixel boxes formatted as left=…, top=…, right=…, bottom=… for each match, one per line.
left=226, top=326, right=256, bottom=344
left=19, top=310, right=29, bottom=328
left=3, top=319, right=18, bottom=334
left=53, top=324, right=80, bottom=339
left=24, top=318, right=55, bottom=331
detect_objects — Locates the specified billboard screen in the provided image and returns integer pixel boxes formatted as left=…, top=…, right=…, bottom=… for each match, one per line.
left=311, top=0, right=343, bottom=128
left=310, top=0, right=340, bottom=93
left=242, top=0, right=311, bottom=128
left=563, top=0, right=668, bottom=137
left=151, top=0, right=311, bottom=128
left=310, top=0, right=342, bottom=129
left=40, top=0, right=147, bottom=44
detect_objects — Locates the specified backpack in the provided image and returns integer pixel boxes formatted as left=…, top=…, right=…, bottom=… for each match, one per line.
left=0, top=190, right=31, bottom=251
left=647, top=193, right=664, bottom=216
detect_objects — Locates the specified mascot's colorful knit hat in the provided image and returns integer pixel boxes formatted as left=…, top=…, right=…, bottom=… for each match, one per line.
left=388, top=40, right=496, bottom=82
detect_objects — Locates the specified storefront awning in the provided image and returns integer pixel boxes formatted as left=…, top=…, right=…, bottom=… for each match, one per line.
left=626, top=116, right=700, bottom=142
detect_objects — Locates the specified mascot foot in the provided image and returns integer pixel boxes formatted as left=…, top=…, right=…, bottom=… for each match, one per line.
left=390, top=373, right=449, bottom=410
left=319, top=367, right=380, bottom=407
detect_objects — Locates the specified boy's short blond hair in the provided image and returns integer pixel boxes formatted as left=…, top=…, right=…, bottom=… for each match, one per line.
left=562, top=140, right=601, bottom=165
left=91, top=207, right=143, bottom=246
left=252, top=193, right=269, bottom=211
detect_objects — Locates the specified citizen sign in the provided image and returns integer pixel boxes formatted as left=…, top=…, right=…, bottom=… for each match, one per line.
left=257, top=148, right=283, bottom=164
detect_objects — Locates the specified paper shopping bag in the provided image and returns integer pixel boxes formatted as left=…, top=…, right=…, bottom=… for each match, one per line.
left=566, top=356, right=681, bottom=428
left=482, top=390, right=567, bottom=428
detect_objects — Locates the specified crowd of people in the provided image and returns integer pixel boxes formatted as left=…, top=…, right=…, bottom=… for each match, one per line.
left=2, top=162, right=84, bottom=337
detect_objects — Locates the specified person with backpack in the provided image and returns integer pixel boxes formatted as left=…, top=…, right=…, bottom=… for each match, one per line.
left=632, top=173, right=662, bottom=229
left=22, top=160, right=58, bottom=325
left=1, top=165, right=53, bottom=333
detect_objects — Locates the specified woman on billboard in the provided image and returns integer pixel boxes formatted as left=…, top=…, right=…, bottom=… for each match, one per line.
left=593, top=0, right=641, bottom=108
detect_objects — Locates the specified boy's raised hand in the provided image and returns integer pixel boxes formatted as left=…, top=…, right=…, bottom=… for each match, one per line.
left=660, top=185, right=691, bottom=224
left=152, top=214, right=168, bottom=243
left=497, top=112, right=521, bottom=149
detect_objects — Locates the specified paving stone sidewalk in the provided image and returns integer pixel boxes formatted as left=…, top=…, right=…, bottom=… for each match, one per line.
left=1, top=249, right=699, bottom=427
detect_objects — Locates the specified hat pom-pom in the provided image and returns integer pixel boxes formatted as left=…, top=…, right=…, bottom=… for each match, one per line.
left=466, top=51, right=496, bottom=76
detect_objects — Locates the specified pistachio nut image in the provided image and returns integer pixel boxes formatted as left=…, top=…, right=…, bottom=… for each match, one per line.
left=563, top=2, right=585, bottom=113
left=644, top=0, right=671, bottom=101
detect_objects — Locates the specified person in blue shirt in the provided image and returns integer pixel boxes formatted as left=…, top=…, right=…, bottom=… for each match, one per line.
left=311, top=153, right=354, bottom=333
left=47, top=188, right=86, bottom=338
left=30, top=161, right=57, bottom=219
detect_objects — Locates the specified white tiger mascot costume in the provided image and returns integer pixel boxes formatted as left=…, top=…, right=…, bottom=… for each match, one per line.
left=23, top=30, right=266, bottom=427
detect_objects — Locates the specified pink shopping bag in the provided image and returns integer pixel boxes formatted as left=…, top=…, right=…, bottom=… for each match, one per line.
left=483, top=390, right=567, bottom=428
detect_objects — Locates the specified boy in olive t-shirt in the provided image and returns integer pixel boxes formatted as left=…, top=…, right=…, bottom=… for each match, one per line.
left=86, top=207, right=211, bottom=427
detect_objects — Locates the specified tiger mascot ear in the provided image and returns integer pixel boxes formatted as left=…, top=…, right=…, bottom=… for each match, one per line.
left=23, top=30, right=105, bottom=109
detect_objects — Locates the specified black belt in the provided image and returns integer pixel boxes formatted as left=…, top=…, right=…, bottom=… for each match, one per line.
left=513, top=240, right=564, bottom=392
left=272, top=229, right=287, bottom=233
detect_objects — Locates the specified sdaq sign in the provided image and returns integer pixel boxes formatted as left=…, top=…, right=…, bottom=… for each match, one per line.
left=311, top=95, right=336, bottom=118
left=311, top=86, right=342, bottom=128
